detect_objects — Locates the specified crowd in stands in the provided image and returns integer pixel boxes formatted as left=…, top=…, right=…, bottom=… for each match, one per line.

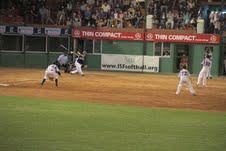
left=147, top=0, right=198, bottom=30
left=0, top=0, right=225, bottom=34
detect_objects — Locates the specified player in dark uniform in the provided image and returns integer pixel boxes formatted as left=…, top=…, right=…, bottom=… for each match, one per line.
left=70, top=50, right=87, bottom=76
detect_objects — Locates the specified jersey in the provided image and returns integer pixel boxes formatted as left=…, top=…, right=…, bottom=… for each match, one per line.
left=76, top=55, right=85, bottom=65
left=201, top=58, right=212, bottom=68
left=46, top=64, right=59, bottom=73
left=178, top=69, right=190, bottom=82
left=176, top=68, right=195, bottom=95
left=57, top=54, right=68, bottom=65
left=44, top=64, right=60, bottom=80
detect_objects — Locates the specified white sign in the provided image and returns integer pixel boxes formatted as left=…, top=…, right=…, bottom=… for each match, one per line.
left=0, top=26, right=6, bottom=33
left=45, top=28, right=61, bottom=36
left=18, top=26, right=33, bottom=35
left=101, top=54, right=159, bottom=72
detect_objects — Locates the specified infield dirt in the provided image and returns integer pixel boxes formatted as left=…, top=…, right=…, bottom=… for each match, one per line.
left=0, top=68, right=226, bottom=112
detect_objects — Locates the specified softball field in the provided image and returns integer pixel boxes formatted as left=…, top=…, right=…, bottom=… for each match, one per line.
left=0, top=67, right=226, bottom=112
left=0, top=67, right=226, bottom=151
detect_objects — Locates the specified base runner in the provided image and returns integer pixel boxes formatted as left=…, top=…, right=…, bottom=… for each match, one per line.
left=176, top=65, right=196, bottom=96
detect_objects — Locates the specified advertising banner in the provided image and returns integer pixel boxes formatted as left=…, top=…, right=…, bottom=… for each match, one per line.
left=0, top=26, right=5, bottom=33
left=101, top=54, right=159, bottom=72
left=18, top=26, right=33, bottom=35
left=61, top=28, right=71, bottom=36
left=5, top=26, right=17, bottom=34
left=145, top=32, right=221, bottom=44
left=33, top=27, right=45, bottom=35
left=73, top=28, right=221, bottom=44
left=45, top=28, right=61, bottom=36
left=72, top=28, right=144, bottom=41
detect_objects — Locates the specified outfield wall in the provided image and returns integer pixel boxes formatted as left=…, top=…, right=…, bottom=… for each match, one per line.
left=0, top=25, right=224, bottom=75
left=84, top=40, right=220, bottom=75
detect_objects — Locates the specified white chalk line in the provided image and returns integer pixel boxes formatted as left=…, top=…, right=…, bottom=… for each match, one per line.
left=0, top=83, right=10, bottom=87
left=0, top=79, right=38, bottom=87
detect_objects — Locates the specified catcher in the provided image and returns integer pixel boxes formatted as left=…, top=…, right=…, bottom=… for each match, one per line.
left=57, top=51, right=69, bottom=73
left=40, top=61, right=61, bottom=87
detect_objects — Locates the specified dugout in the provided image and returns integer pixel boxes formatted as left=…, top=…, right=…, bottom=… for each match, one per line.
left=72, top=27, right=222, bottom=76
left=0, top=25, right=73, bottom=68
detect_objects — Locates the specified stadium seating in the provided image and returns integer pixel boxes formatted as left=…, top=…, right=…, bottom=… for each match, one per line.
left=0, top=0, right=225, bottom=34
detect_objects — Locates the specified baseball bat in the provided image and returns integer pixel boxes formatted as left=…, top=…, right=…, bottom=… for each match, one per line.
left=60, top=44, right=69, bottom=51
left=60, top=44, right=74, bottom=54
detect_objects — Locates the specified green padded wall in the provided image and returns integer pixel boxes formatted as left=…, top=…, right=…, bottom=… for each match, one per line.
left=25, top=53, right=48, bottom=68
left=48, top=53, right=61, bottom=65
left=102, top=40, right=143, bottom=55
left=86, top=54, right=101, bottom=69
left=146, top=42, right=153, bottom=56
left=161, top=43, right=175, bottom=73
left=0, top=52, right=24, bottom=67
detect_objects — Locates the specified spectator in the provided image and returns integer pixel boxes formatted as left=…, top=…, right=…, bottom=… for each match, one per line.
left=166, top=11, right=174, bottom=29
left=2, top=0, right=220, bottom=33
left=39, top=5, right=48, bottom=24
left=71, top=12, right=82, bottom=27
left=29, top=4, right=38, bottom=24
left=180, top=54, right=188, bottom=70
left=213, top=11, right=221, bottom=34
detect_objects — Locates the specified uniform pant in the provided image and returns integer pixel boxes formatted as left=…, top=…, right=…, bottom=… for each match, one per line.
left=70, top=61, right=84, bottom=75
left=197, top=67, right=208, bottom=86
left=44, top=71, right=58, bottom=80
left=176, top=79, right=195, bottom=95
left=207, top=65, right=212, bottom=78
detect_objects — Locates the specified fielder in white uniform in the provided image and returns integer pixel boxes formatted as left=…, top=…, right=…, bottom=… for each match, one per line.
left=70, top=51, right=87, bottom=76
left=197, top=55, right=212, bottom=87
left=176, top=65, right=196, bottom=95
left=41, top=62, right=61, bottom=87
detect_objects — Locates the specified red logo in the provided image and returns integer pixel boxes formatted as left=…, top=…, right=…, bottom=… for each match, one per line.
left=73, top=30, right=80, bottom=37
left=146, top=33, right=153, bottom=40
left=135, top=33, right=142, bottom=39
left=210, top=35, right=217, bottom=42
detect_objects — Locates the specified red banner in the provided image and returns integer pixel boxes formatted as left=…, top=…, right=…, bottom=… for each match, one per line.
left=73, top=28, right=221, bottom=44
left=72, top=28, right=144, bottom=41
left=145, top=32, right=220, bottom=44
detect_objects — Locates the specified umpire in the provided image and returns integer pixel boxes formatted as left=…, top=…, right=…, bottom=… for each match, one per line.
left=57, top=51, right=69, bottom=73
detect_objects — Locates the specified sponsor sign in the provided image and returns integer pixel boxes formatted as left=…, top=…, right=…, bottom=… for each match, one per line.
left=18, top=26, right=33, bottom=35
left=73, top=28, right=220, bottom=44
left=0, top=26, right=5, bottom=33
left=61, top=28, right=71, bottom=36
left=145, top=33, right=221, bottom=44
left=101, top=54, right=159, bottom=72
left=72, top=28, right=144, bottom=41
left=33, top=27, right=45, bottom=35
left=5, top=26, right=17, bottom=34
left=45, top=28, right=61, bottom=36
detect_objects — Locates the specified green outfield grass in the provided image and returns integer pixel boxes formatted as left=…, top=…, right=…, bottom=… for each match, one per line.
left=0, top=96, right=226, bottom=151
